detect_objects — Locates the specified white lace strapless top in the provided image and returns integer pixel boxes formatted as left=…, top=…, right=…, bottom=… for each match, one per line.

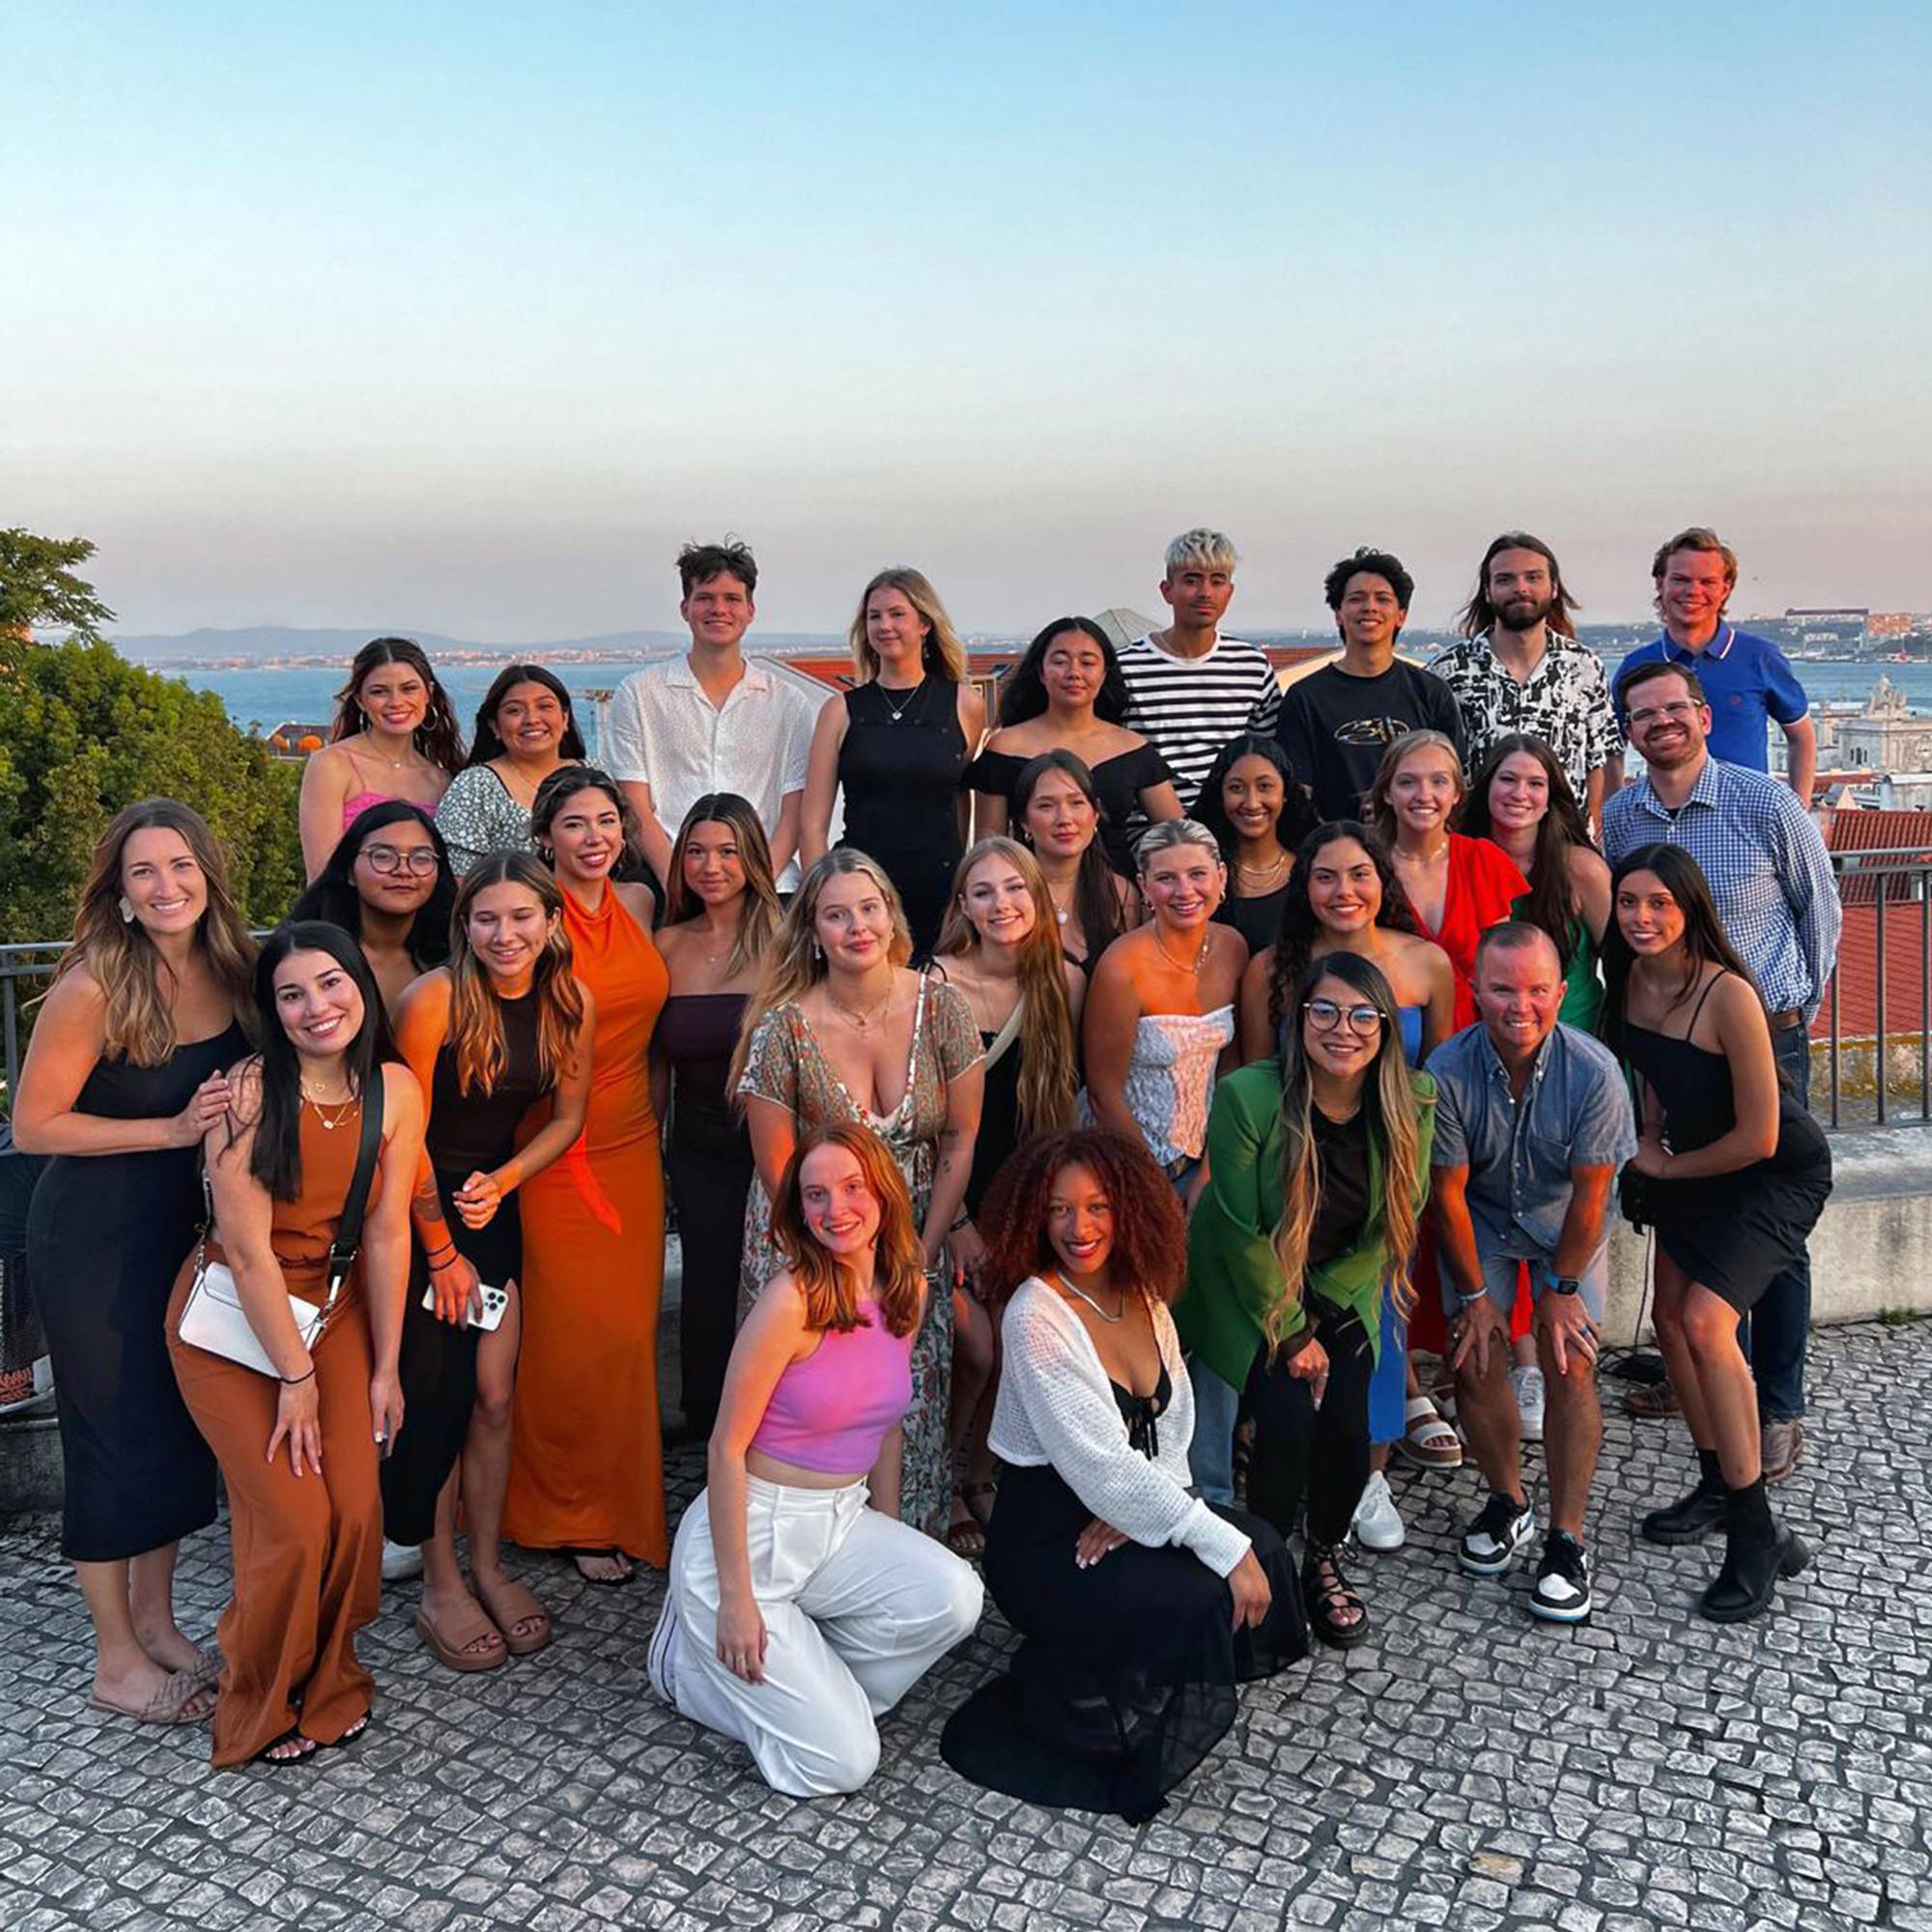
left=1121, top=1004, right=1235, bottom=1167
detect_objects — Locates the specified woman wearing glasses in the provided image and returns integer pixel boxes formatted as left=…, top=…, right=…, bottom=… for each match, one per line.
left=291, top=805, right=457, bottom=1016
left=1181, top=954, right=1435, bottom=1647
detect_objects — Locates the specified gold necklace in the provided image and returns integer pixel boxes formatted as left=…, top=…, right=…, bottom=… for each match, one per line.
left=360, top=729, right=416, bottom=771
left=1236, top=850, right=1290, bottom=881
left=829, top=980, right=895, bottom=1032
left=300, top=1083, right=357, bottom=1130
left=1154, top=927, right=1212, bottom=975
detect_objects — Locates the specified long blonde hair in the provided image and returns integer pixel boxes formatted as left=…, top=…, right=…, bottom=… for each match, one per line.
left=767, top=1123, right=925, bottom=1337
left=446, top=852, right=586, bottom=1097
left=847, top=567, right=969, bottom=683
left=662, top=792, right=783, bottom=981
left=726, top=849, right=913, bottom=1094
left=53, top=800, right=256, bottom=1066
left=1367, top=729, right=1466, bottom=848
left=933, top=838, right=1077, bottom=1136
left=1264, top=953, right=1428, bottom=1351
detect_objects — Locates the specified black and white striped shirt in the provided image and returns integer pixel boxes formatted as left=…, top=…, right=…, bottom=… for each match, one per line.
left=1117, top=633, right=1281, bottom=813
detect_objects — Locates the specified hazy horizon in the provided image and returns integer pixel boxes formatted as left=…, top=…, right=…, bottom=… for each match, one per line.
left=14, top=3, right=1931, bottom=637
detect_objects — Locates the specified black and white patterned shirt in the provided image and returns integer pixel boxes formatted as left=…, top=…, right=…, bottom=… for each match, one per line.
left=1117, top=633, right=1280, bottom=813
left=1428, top=633, right=1619, bottom=801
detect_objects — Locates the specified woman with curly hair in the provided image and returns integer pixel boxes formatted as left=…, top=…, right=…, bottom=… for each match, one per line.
left=298, top=638, right=466, bottom=878
left=1182, top=954, right=1435, bottom=1648
left=646, top=1124, right=982, bottom=1795
left=939, top=1126, right=1307, bottom=1825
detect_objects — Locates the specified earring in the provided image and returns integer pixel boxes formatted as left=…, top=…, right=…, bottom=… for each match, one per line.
left=118, top=895, right=135, bottom=923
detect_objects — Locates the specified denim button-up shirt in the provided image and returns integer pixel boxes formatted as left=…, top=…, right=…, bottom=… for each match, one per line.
left=1426, top=1021, right=1636, bottom=1260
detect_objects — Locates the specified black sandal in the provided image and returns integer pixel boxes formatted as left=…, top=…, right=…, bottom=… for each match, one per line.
left=1301, top=1543, right=1371, bottom=1650
left=257, top=1728, right=318, bottom=1765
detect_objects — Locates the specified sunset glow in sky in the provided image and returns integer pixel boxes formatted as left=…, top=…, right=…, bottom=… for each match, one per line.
left=11, top=2, right=1931, bottom=639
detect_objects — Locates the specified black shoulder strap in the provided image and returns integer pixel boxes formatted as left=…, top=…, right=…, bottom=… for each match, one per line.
left=322, top=1071, right=386, bottom=1307
left=1683, top=970, right=1728, bottom=1040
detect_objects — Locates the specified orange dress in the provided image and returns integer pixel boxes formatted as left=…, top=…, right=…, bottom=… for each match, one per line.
left=504, top=885, right=670, bottom=1563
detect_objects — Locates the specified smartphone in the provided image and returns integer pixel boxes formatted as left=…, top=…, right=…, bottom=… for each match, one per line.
left=421, top=1281, right=511, bottom=1331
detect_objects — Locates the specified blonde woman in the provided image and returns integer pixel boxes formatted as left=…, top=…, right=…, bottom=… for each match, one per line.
left=800, top=568, right=987, bottom=958
left=16, top=801, right=255, bottom=1725
left=931, top=837, right=1085, bottom=1554
left=730, top=849, right=984, bottom=1539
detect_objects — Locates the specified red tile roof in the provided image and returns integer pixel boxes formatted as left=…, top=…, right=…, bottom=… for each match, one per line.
left=1814, top=899, right=1930, bottom=1041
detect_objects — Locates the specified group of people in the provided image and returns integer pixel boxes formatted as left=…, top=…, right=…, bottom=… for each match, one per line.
left=15, top=523, right=1839, bottom=1819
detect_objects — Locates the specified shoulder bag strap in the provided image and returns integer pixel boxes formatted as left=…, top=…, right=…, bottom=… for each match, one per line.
left=318, top=1071, right=386, bottom=1321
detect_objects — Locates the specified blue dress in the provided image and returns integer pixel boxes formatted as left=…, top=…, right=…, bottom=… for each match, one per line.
left=1367, top=1006, right=1427, bottom=1443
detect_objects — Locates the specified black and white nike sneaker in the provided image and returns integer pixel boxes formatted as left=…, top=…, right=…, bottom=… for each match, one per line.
left=1527, top=1530, right=1593, bottom=1623
left=1457, top=1491, right=1537, bottom=1577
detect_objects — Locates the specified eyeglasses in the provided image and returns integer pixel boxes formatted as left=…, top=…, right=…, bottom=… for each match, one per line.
left=360, top=845, right=440, bottom=877
left=1303, top=998, right=1384, bottom=1036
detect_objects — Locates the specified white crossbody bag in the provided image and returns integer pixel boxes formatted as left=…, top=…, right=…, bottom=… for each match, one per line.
left=178, top=1078, right=384, bottom=1378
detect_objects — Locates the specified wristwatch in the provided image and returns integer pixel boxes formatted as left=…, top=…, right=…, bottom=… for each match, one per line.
left=1548, top=1276, right=1582, bottom=1297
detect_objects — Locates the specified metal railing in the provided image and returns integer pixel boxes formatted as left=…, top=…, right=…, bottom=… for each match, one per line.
left=1, top=944, right=70, bottom=1102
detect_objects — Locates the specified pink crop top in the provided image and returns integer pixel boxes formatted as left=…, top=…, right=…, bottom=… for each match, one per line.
left=749, top=1308, right=914, bottom=1475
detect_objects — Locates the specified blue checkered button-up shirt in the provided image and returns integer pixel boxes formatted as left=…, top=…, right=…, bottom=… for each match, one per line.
left=1602, top=755, right=1841, bottom=1017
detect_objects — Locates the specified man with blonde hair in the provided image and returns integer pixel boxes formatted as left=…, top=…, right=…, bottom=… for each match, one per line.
left=1611, top=527, right=1815, bottom=799
left=1117, top=528, right=1280, bottom=815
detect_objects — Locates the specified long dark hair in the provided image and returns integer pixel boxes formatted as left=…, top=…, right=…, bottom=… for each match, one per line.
left=1459, top=734, right=1589, bottom=954
left=1011, top=750, right=1126, bottom=960
left=531, top=765, right=645, bottom=878
left=248, top=922, right=395, bottom=1201
left=1265, top=821, right=1421, bottom=1042
left=1599, top=844, right=1767, bottom=1061
left=1191, top=732, right=1314, bottom=859
left=328, top=637, right=466, bottom=776
left=996, top=617, right=1130, bottom=727
left=465, top=663, right=588, bottom=765
left=1455, top=530, right=1580, bottom=639
left=662, top=791, right=783, bottom=980
left=291, top=801, right=456, bottom=973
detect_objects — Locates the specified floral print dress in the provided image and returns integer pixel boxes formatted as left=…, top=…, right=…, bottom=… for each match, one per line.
left=735, top=971, right=982, bottom=1539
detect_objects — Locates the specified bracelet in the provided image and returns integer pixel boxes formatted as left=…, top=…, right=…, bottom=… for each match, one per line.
left=281, top=1364, right=316, bottom=1388
left=425, top=1243, right=456, bottom=1264
left=1454, top=1287, right=1489, bottom=1309
left=949, top=1211, right=973, bottom=1235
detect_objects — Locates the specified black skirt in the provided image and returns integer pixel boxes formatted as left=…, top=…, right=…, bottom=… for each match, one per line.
left=940, top=1463, right=1307, bottom=1823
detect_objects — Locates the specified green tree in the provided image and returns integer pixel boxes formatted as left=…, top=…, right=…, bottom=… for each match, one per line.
left=0, top=529, right=118, bottom=638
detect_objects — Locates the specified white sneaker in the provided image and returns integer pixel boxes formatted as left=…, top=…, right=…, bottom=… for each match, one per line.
left=1511, top=1365, right=1547, bottom=1444
left=1351, top=1469, right=1406, bottom=1551
left=646, top=1596, right=681, bottom=1706
left=381, top=1538, right=424, bottom=1583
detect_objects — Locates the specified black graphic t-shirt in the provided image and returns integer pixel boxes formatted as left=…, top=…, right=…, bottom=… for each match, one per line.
left=1275, top=661, right=1465, bottom=823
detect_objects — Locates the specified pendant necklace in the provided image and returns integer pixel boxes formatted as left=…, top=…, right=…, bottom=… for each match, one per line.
left=1155, top=928, right=1211, bottom=975
left=301, top=1084, right=357, bottom=1131
left=879, top=677, right=925, bottom=724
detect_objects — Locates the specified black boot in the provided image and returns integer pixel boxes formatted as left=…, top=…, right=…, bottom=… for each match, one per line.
left=1641, top=1446, right=1727, bottom=1545
left=1698, top=1477, right=1809, bottom=1623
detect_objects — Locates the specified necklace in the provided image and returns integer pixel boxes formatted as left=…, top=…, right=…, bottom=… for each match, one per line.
left=1236, top=850, right=1290, bottom=881
left=829, top=980, right=895, bottom=1032
left=878, top=676, right=925, bottom=724
left=1154, top=927, right=1212, bottom=975
left=359, top=730, right=416, bottom=772
left=300, top=1083, right=357, bottom=1130
left=1054, top=1270, right=1126, bottom=1323
left=1046, top=886, right=1072, bottom=926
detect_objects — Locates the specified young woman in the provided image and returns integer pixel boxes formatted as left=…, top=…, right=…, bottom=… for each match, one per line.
left=1367, top=730, right=1527, bottom=1030
left=1194, top=734, right=1307, bottom=956
left=651, top=794, right=783, bottom=1446
left=384, top=854, right=594, bottom=1668
left=731, top=849, right=984, bottom=1541
left=964, top=617, right=1179, bottom=874
left=16, top=802, right=255, bottom=1726
left=166, top=924, right=425, bottom=1764
left=505, top=772, right=668, bottom=1580
left=939, top=1127, right=1306, bottom=1825
left=298, top=638, right=465, bottom=878
left=1602, top=845, right=1830, bottom=1622
left=290, top=802, right=456, bottom=1015
left=646, top=1125, right=982, bottom=1796
left=801, top=568, right=987, bottom=958
left=1010, top=751, right=1138, bottom=973
left=1461, top=733, right=1610, bottom=1035
left=1182, top=954, right=1435, bottom=1647
left=435, top=664, right=587, bottom=875
left=930, top=837, right=1085, bottom=1555
left=1083, top=818, right=1244, bottom=1207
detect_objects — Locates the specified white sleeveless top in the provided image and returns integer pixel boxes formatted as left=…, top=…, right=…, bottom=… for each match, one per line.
left=1119, top=1005, right=1235, bottom=1165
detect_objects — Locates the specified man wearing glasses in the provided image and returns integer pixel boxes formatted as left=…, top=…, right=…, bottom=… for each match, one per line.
left=1605, top=659, right=1840, bottom=1489
left=1427, top=923, right=1635, bottom=1624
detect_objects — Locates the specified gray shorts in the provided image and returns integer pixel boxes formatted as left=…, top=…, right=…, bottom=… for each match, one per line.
left=1441, top=1246, right=1608, bottom=1324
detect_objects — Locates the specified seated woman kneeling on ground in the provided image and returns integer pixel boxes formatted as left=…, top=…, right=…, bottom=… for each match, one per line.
left=940, top=1126, right=1308, bottom=1825
left=646, top=1122, right=982, bottom=1796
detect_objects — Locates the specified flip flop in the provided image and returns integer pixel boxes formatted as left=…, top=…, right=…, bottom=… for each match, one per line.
left=87, top=1669, right=217, bottom=1726
left=567, top=1548, right=635, bottom=1586
left=413, top=1605, right=508, bottom=1673
left=257, top=1728, right=318, bottom=1765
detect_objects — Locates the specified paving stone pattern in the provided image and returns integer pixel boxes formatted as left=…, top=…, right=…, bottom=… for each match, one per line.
left=3, top=1319, right=1927, bottom=1931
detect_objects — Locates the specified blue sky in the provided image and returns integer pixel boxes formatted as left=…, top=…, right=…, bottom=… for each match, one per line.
left=10, top=1, right=1931, bottom=639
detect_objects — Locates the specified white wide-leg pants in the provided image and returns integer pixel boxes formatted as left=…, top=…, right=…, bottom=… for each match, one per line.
left=667, top=1474, right=983, bottom=1795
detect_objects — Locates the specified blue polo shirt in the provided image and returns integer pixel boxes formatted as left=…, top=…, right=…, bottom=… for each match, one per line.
left=1613, top=625, right=1808, bottom=771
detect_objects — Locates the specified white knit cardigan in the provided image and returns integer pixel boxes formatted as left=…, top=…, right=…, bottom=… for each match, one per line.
left=988, top=1277, right=1252, bottom=1577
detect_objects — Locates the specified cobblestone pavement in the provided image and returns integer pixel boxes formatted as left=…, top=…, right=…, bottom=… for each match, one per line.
left=4, top=1318, right=1927, bottom=1932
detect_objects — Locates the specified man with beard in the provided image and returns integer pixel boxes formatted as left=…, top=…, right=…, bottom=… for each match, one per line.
left=1276, top=546, right=1464, bottom=822
left=1604, top=659, right=1839, bottom=1491
left=1431, top=532, right=1619, bottom=826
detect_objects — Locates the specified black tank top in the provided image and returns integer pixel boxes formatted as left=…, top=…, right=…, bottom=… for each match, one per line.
left=427, top=987, right=549, bottom=1173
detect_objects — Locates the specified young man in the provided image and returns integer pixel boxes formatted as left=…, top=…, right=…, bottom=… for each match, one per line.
left=1605, top=659, right=1841, bottom=1484
left=603, top=540, right=818, bottom=891
left=1276, top=547, right=1463, bottom=823
left=1431, top=532, right=1620, bottom=824
left=1116, top=528, right=1280, bottom=814
left=1428, top=924, right=1635, bottom=1622
left=1612, top=527, right=1816, bottom=799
